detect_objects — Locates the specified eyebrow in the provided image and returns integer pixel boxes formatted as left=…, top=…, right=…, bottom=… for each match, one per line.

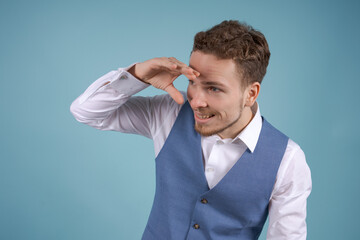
left=188, top=64, right=228, bottom=89
left=202, top=81, right=227, bottom=88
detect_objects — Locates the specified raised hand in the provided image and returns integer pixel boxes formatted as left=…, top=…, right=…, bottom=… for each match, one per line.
left=128, top=57, right=200, bottom=104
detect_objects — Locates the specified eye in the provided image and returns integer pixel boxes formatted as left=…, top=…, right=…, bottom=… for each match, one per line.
left=208, top=86, right=220, bottom=92
left=188, top=80, right=195, bottom=85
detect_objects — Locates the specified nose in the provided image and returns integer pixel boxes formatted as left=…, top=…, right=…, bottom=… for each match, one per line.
left=188, top=91, right=207, bottom=109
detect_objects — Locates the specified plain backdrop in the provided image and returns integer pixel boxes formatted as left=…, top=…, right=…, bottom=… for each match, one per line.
left=1, top=0, right=359, bottom=239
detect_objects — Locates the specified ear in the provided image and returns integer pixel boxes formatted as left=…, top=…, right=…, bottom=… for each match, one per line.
left=244, top=82, right=260, bottom=107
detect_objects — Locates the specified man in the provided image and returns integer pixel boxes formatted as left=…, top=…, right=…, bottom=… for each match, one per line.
left=70, top=20, right=312, bottom=239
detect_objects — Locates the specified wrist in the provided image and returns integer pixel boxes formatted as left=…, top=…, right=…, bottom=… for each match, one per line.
left=128, top=64, right=146, bottom=83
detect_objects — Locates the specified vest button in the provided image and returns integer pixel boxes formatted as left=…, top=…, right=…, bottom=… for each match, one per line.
left=193, top=223, right=200, bottom=229
left=200, top=198, right=208, bottom=204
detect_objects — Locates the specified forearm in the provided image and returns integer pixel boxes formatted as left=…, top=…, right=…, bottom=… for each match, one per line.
left=70, top=64, right=149, bottom=130
left=70, top=57, right=195, bottom=137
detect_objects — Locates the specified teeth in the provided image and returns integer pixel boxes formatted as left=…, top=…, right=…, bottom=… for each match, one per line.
left=197, top=114, right=213, bottom=119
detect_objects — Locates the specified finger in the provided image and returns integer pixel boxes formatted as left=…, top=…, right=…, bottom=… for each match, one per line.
left=169, top=58, right=190, bottom=73
left=168, top=57, right=200, bottom=78
left=169, top=63, right=198, bottom=80
left=154, top=57, right=177, bottom=71
left=181, top=67, right=199, bottom=80
left=168, top=57, right=188, bottom=68
left=164, top=84, right=184, bottom=105
left=164, top=65, right=197, bottom=80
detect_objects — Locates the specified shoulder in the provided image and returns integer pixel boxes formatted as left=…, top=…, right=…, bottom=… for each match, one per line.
left=145, top=91, right=187, bottom=110
left=284, top=139, right=308, bottom=171
left=128, top=91, right=187, bottom=118
left=275, top=138, right=312, bottom=192
left=150, top=91, right=188, bottom=156
left=150, top=91, right=186, bottom=118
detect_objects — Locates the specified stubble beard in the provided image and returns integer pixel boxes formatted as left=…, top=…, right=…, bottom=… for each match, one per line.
left=194, top=107, right=243, bottom=137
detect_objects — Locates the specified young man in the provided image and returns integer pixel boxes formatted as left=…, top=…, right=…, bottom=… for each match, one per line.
left=70, top=20, right=312, bottom=239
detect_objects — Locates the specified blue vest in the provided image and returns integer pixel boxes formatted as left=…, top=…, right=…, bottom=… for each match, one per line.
left=142, top=101, right=288, bottom=240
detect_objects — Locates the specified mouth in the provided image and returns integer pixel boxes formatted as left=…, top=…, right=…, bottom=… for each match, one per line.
left=194, top=112, right=215, bottom=123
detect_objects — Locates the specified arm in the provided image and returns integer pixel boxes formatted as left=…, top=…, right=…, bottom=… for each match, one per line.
left=70, top=58, right=199, bottom=138
left=70, top=65, right=152, bottom=137
left=266, top=140, right=312, bottom=240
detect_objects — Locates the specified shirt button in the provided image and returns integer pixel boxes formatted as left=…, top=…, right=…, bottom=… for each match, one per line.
left=120, top=74, right=128, bottom=80
left=201, top=198, right=208, bottom=204
left=193, top=224, right=200, bottom=229
left=216, top=140, right=223, bottom=145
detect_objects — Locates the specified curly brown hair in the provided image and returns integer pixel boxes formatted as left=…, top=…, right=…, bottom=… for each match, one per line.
left=192, top=20, right=270, bottom=86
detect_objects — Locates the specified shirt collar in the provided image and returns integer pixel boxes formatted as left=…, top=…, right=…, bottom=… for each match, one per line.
left=234, top=102, right=262, bottom=153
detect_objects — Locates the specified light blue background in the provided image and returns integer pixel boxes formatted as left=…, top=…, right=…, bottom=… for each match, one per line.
left=1, top=0, right=359, bottom=239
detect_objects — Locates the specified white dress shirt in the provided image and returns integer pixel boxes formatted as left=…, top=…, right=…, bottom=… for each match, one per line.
left=70, top=65, right=312, bottom=240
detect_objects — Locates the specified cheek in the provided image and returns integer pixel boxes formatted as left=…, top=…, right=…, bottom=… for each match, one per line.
left=217, top=102, right=238, bottom=118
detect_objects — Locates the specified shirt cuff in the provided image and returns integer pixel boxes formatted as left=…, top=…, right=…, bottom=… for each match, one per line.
left=78, top=63, right=149, bottom=104
left=108, top=63, right=150, bottom=95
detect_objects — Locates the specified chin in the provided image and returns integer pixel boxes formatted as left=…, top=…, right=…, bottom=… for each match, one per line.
left=194, top=124, right=218, bottom=137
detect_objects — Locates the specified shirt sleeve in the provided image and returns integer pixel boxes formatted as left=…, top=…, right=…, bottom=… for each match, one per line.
left=70, top=64, right=183, bottom=139
left=266, top=139, right=312, bottom=240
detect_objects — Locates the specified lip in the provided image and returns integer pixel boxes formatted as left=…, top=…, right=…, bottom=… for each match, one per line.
left=194, top=112, right=215, bottom=124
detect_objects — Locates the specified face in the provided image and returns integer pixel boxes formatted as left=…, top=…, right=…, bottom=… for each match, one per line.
left=187, top=51, right=253, bottom=139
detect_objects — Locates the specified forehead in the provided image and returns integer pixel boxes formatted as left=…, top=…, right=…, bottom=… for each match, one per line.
left=189, top=51, right=240, bottom=88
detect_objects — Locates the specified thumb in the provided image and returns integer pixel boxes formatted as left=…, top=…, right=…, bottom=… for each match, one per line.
left=164, top=84, right=184, bottom=105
